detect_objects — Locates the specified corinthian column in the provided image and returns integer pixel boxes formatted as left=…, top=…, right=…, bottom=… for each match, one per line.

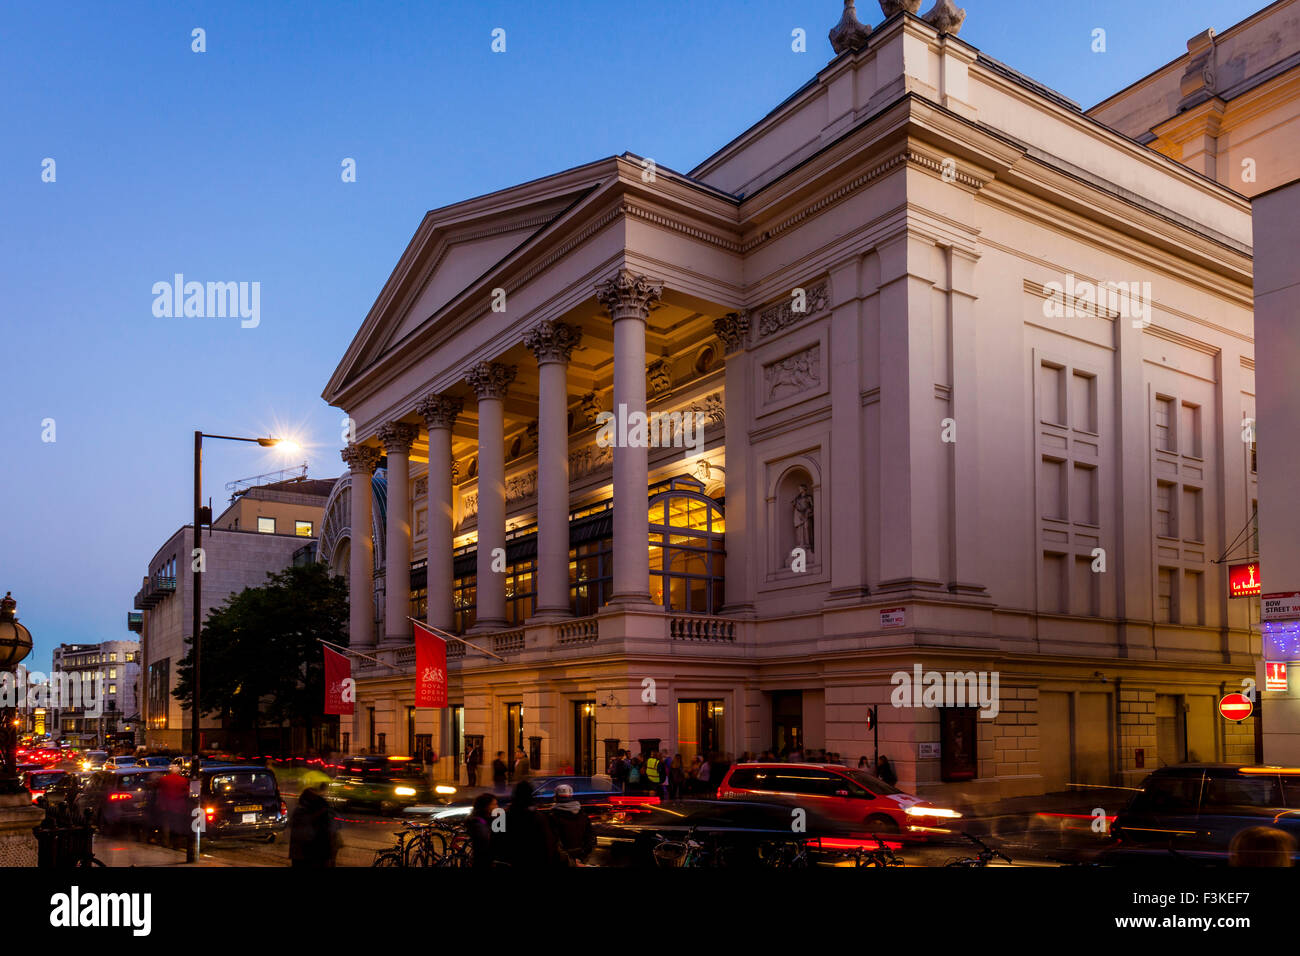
left=524, top=320, right=583, bottom=618
left=466, top=361, right=516, bottom=631
left=341, top=443, right=381, bottom=647
left=596, top=270, right=662, bottom=605
left=378, top=422, right=419, bottom=645
left=417, top=393, right=462, bottom=631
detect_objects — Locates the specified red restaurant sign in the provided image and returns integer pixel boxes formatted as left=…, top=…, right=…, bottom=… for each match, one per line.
left=1266, top=662, right=1289, bottom=693
left=1228, top=562, right=1262, bottom=598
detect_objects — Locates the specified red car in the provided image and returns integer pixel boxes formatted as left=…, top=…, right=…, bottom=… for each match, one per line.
left=716, top=763, right=962, bottom=839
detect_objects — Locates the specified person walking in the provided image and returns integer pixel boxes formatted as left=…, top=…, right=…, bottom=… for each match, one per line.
left=465, top=792, right=499, bottom=869
left=466, top=742, right=482, bottom=788
left=548, top=784, right=594, bottom=865
left=505, top=780, right=556, bottom=869
left=627, top=754, right=644, bottom=793
left=513, top=747, right=531, bottom=783
left=289, top=787, right=341, bottom=868
left=696, top=754, right=712, bottom=796
left=668, top=753, right=685, bottom=800
left=608, top=749, right=629, bottom=793
left=644, top=750, right=663, bottom=797
left=875, top=755, right=898, bottom=786
left=492, top=751, right=508, bottom=792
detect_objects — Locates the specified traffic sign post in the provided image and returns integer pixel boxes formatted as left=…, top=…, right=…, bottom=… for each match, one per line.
left=1219, top=693, right=1254, bottom=722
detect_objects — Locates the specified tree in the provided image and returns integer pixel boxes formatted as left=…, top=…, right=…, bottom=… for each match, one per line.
left=173, top=563, right=349, bottom=752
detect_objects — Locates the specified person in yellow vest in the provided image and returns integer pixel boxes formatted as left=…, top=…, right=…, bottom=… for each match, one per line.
left=644, top=750, right=664, bottom=797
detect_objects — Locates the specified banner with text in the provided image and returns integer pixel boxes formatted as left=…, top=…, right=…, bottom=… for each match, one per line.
left=414, top=621, right=448, bottom=708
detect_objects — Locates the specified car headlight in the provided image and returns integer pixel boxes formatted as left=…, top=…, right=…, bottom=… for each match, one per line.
left=394, top=786, right=417, bottom=797
left=435, top=785, right=457, bottom=795
left=434, top=807, right=470, bottom=820
left=905, top=805, right=962, bottom=819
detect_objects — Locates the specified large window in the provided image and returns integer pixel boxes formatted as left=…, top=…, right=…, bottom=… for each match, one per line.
left=648, top=478, right=725, bottom=614
left=257, top=516, right=276, bottom=534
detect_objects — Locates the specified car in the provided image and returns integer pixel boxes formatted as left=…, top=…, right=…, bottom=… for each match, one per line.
left=73, top=768, right=167, bottom=832
left=588, top=798, right=882, bottom=867
left=79, top=751, right=109, bottom=771
left=21, top=768, right=67, bottom=805
left=1107, top=764, right=1300, bottom=865
left=195, top=764, right=288, bottom=841
left=135, top=756, right=171, bottom=769
left=417, top=775, right=625, bottom=822
left=716, top=763, right=962, bottom=839
left=105, top=755, right=138, bottom=770
left=324, top=755, right=445, bottom=815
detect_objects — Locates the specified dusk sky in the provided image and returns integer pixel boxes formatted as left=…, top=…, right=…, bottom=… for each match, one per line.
left=1, top=0, right=1263, bottom=668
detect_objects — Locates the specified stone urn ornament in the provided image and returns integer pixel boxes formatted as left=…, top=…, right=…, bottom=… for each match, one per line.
left=829, top=0, right=872, bottom=54
left=879, top=0, right=922, bottom=16
left=922, top=0, right=967, bottom=34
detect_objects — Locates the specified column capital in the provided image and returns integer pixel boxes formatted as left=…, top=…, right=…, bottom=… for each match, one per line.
left=596, top=270, right=663, bottom=323
left=377, top=421, right=419, bottom=454
left=417, top=393, right=464, bottom=430
left=523, top=320, right=583, bottom=364
left=713, top=312, right=751, bottom=354
left=466, top=361, right=517, bottom=400
left=341, top=443, right=380, bottom=475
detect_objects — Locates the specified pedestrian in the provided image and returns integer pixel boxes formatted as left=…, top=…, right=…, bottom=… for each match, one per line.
left=547, top=784, right=594, bottom=865
left=1229, top=826, right=1295, bottom=867
left=876, top=755, right=898, bottom=787
left=505, top=780, right=556, bottom=869
left=289, top=786, right=341, bottom=868
left=668, top=753, right=685, bottom=800
left=608, top=749, right=629, bottom=792
left=687, top=755, right=702, bottom=796
left=858, top=755, right=871, bottom=769
left=557, top=755, right=574, bottom=775
left=697, top=754, right=712, bottom=796
left=466, top=742, right=482, bottom=788
left=644, top=750, right=663, bottom=796
left=465, top=792, right=500, bottom=869
left=153, top=769, right=190, bottom=850
left=627, top=754, right=644, bottom=793
left=492, top=751, right=508, bottom=791
left=513, top=747, right=531, bottom=783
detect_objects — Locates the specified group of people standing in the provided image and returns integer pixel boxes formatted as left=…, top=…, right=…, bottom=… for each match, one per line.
left=464, top=781, right=594, bottom=869
left=606, top=749, right=724, bottom=799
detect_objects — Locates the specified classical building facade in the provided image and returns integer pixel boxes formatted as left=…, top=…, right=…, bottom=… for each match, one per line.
left=50, top=640, right=141, bottom=746
left=321, top=5, right=1265, bottom=800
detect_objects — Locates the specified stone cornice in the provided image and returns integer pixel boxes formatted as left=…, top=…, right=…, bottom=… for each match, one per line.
left=341, top=443, right=380, bottom=475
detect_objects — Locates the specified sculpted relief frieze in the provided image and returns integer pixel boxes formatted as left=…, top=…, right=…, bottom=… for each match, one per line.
left=758, top=281, right=829, bottom=338
left=764, top=346, right=821, bottom=402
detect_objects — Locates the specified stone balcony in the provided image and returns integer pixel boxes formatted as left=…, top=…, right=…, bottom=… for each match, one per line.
left=353, top=607, right=748, bottom=674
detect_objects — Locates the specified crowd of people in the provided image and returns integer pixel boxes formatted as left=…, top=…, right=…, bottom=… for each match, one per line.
left=464, top=782, right=595, bottom=869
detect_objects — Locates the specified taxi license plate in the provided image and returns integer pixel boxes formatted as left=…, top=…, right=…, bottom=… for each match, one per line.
left=234, top=805, right=261, bottom=813
left=241, top=813, right=257, bottom=824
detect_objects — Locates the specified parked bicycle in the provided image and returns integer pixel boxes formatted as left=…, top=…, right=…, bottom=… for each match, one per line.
left=372, top=820, right=451, bottom=867
left=651, top=827, right=720, bottom=867
left=854, top=834, right=904, bottom=867
left=944, top=832, right=1012, bottom=867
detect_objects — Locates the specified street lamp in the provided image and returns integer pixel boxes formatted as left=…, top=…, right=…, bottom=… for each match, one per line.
left=0, top=592, right=34, bottom=795
left=187, top=431, right=295, bottom=861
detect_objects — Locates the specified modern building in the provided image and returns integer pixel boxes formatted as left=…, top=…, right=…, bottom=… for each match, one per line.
left=132, top=476, right=333, bottom=750
left=49, top=640, right=140, bottom=747
left=319, top=2, right=1284, bottom=800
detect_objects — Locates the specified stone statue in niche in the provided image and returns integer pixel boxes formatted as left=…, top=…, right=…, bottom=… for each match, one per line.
left=793, top=483, right=815, bottom=552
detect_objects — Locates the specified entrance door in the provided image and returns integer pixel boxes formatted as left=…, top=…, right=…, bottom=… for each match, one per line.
left=771, top=691, right=802, bottom=757
left=1156, top=695, right=1187, bottom=767
left=574, top=702, right=596, bottom=776
left=506, top=703, right=524, bottom=761
left=677, top=699, right=725, bottom=765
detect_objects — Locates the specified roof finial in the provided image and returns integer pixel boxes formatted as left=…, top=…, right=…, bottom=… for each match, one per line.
left=922, top=0, right=966, bottom=35
left=829, top=0, right=872, bottom=55
left=880, top=0, right=922, bottom=16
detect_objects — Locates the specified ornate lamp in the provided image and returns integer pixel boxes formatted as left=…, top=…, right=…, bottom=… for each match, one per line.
left=0, top=592, right=34, bottom=794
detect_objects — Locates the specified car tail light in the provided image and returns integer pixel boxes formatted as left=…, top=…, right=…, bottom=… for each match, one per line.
left=30, top=790, right=44, bottom=803
left=610, top=795, right=660, bottom=806
left=280, top=800, right=288, bottom=817
left=108, top=792, right=133, bottom=802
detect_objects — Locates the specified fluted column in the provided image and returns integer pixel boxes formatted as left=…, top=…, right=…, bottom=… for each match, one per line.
left=378, top=422, right=419, bottom=645
left=597, top=270, right=663, bottom=605
left=417, top=394, right=462, bottom=632
left=466, top=361, right=516, bottom=631
left=524, top=320, right=583, bottom=618
left=341, top=443, right=381, bottom=647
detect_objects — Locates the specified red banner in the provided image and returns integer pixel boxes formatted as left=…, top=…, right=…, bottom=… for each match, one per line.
left=414, top=622, right=448, bottom=708
left=323, top=646, right=353, bottom=716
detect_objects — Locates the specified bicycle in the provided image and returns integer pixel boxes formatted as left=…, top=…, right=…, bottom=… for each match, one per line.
left=853, top=834, right=904, bottom=868
left=755, top=837, right=811, bottom=869
left=372, top=820, right=450, bottom=867
left=651, top=827, right=719, bottom=867
left=944, top=832, right=1012, bottom=867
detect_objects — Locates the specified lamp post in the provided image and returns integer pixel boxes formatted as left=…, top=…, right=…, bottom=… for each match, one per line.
left=187, top=431, right=296, bottom=862
left=0, top=593, right=34, bottom=795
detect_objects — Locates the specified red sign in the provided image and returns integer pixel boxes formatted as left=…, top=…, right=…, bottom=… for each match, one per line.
left=413, top=622, right=448, bottom=708
left=1218, top=693, right=1254, bottom=722
left=322, top=646, right=353, bottom=716
left=1228, top=562, right=1262, bottom=598
left=1267, top=662, right=1288, bottom=692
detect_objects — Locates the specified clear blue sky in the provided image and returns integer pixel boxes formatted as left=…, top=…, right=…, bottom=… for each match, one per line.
left=0, top=0, right=1265, bottom=668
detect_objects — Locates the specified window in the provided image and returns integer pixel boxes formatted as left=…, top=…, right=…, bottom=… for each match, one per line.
left=1202, top=774, right=1282, bottom=812
left=1155, top=396, right=1175, bottom=451
left=1252, top=501, right=1259, bottom=555
left=1073, top=556, right=1098, bottom=616
left=415, top=509, right=427, bottom=538
left=1131, top=774, right=1201, bottom=813
left=1039, top=362, right=1065, bottom=426
left=570, top=538, right=613, bottom=617
left=109, top=653, right=117, bottom=663
left=109, top=668, right=117, bottom=680
left=1183, top=570, right=1204, bottom=625
left=1182, top=487, right=1203, bottom=541
left=1157, top=568, right=1176, bottom=624
left=1041, top=553, right=1066, bottom=613
left=1156, top=482, right=1175, bottom=537
left=108, top=685, right=117, bottom=695
left=1040, top=458, right=1066, bottom=520
left=257, top=516, right=276, bottom=534
left=1180, top=402, right=1202, bottom=458
left=1072, top=464, right=1097, bottom=524
left=295, top=520, right=313, bottom=537
left=648, top=479, right=726, bottom=614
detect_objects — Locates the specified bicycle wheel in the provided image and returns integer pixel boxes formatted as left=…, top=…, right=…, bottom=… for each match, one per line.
left=373, top=849, right=404, bottom=867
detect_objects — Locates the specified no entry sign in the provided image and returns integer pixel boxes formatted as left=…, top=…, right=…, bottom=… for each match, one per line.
left=1218, top=693, right=1254, bottom=722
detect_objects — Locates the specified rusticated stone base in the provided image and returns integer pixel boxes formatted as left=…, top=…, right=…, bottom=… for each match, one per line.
left=0, top=792, right=43, bottom=867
